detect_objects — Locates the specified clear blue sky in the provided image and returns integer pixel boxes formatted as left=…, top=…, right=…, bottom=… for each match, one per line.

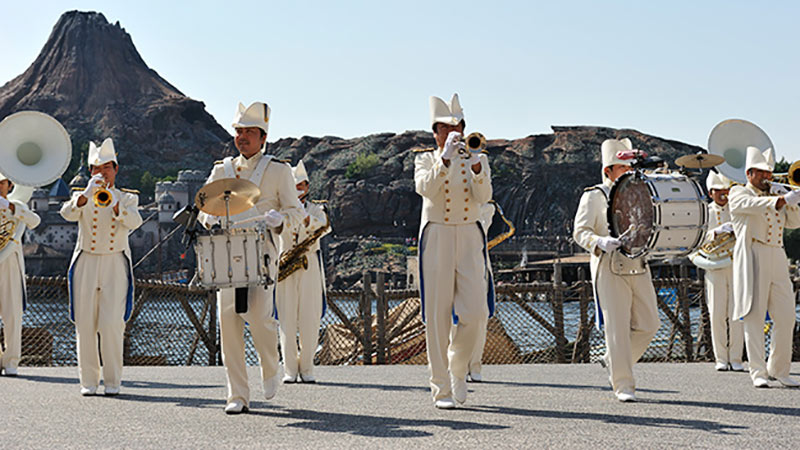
left=2, top=1, right=799, bottom=160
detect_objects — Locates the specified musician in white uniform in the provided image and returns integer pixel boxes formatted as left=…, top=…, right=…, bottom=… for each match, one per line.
left=197, top=102, right=305, bottom=414
left=277, top=160, right=330, bottom=384
left=729, top=146, right=800, bottom=388
left=688, top=172, right=744, bottom=371
left=0, top=173, right=41, bottom=377
left=60, top=139, right=142, bottom=395
left=572, top=138, right=660, bottom=402
left=415, top=94, right=493, bottom=409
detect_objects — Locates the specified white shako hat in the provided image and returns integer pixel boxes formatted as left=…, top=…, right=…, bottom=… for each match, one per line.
left=232, top=102, right=271, bottom=135
left=706, top=171, right=732, bottom=191
left=745, top=146, right=775, bottom=172
left=0, top=171, right=7, bottom=182
left=600, top=138, right=635, bottom=175
left=88, top=138, right=118, bottom=167
left=429, top=93, right=465, bottom=129
left=292, top=160, right=309, bottom=184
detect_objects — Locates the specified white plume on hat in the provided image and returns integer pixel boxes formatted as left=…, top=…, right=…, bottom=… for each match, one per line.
left=601, top=138, right=634, bottom=174
left=745, top=146, right=775, bottom=172
left=706, top=171, right=732, bottom=191
left=88, top=138, right=117, bottom=167
left=429, top=94, right=464, bottom=128
left=292, top=160, right=309, bottom=184
left=232, top=102, right=271, bottom=135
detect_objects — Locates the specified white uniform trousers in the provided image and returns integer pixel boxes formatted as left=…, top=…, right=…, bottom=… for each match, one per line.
left=704, top=267, right=743, bottom=365
left=744, top=243, right=796, bottom=381
left=0, top=256, right=24, bottom=371
left=218, top=285, right=280, bottom=406
left=422, top=223, right=488, bottom=401
left=276, top=254, right=324, bottom=378
left=452, top=321, right=487, bottom=377
left=72, top=253, right=128, bottom=389
left=596, top=256, right=660, bottom=395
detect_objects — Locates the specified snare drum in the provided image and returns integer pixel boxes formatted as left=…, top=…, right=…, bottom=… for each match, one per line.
left=195, top=227, right=269, bottom=289
left=607, top=171, right=707, bottom=258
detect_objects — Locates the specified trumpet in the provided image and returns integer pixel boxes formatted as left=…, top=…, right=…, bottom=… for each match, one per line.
left=463, top=132, right=486, bottom=153
left=771, top=160, right=800, bottom=188
left=93, top=181, right=113, bottom=208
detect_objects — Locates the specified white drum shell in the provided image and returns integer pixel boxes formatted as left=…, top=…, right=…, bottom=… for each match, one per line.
left=195, top=228, right=267, bottom=289
left=645, top=174, right=707, bottom=257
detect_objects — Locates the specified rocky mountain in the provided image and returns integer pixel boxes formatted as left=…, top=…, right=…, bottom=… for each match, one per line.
left=268, top=127, right=706, bottom=239
left=0, top=11, right=232, bottom=187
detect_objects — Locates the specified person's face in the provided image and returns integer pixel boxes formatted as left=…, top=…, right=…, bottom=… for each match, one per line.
left=234, top=127, right=266, bottom=158
left=746, top=168, right=772, bottom=191
left=433, top=122, right=465, bottom=149
left=90, top=162, right=118, bottom=187
left=604, top=164, right=631, bottom=182
left=296, top=180, right=309, bottom=199
left=710, top=188, right=729, bottom=206
left=0, top=180, right=11, bottom=198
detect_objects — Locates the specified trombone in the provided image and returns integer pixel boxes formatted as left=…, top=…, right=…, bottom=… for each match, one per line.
left=769, top=160, right=800, bottom=191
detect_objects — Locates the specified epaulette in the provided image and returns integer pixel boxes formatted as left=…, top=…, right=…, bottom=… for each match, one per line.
left=120, top=188, right=140, bottom=194
left=71, top=187, right=83, bottom=192
left=584, top=186, right=601, bottom=192
left=213, top=160, right=224, bottom=165
left=311, top=199, right=328, bottom=204
left=411, top=147, right=436, bottom=153
left=274, top=158, right=291, bottom=165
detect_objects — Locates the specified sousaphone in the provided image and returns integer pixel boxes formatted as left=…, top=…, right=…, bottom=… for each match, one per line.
left=0, top=111, right=72, bottom=259
left=708, top=119, right=773, bottom=184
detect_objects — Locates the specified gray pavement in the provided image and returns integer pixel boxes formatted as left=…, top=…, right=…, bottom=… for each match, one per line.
left=2, top=363, right=800, bottom=449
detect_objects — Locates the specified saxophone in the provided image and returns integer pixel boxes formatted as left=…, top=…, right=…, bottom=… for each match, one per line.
left=278, top=211, right=331, bottom=282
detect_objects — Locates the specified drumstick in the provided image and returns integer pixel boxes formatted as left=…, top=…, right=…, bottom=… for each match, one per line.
left=618, top=224, right=636, bottom=244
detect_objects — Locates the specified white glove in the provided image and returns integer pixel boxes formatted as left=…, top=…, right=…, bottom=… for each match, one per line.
left=82, top=174, right=104, bottom=198
left=770, top=183, right=790, bottom=196
left=0, top=196, right=9, bottom=210
left=263, top=209, right=284, bottom=228
left=441, top=131, right=465, bottom=161
left=784, top=189, right=800, bottom=206
left=712, top=222, right=734, bottom=236
left=109, top=189, right=120, bottom=209
left=597, top=236, right=622, bottom=253
left=467, top=152, right=481, bottom=167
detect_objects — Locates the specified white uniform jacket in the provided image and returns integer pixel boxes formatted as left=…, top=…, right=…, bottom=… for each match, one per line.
left=414, top=148, right=493, bottom=320
left=60, top=188, right=142, bottom=322
left=729, top=183, right=800, bottom=320
left=0, top=200, right=41, bottom=310
left=198, top=152, right=306, bottom=289
left=278, top=199, right=331, bottom=317
left=572, top=181, right=650, bottom=329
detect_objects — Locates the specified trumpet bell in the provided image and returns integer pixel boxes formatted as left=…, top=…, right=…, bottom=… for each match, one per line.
left=708, top=119, right=773, bottom=185
left=465, top=132, right=486, bottom=153
left=94, top=187, right=113, bottom=208
left=0, top=111, right=72, bottom=187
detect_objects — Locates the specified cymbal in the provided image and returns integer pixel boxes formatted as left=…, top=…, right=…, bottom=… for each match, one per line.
left=675, top=152, right=725, bottom=169
left=194, top=178, right=261, bottom=217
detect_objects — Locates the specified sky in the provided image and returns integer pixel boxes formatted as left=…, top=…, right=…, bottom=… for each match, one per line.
left=1, top=1, right=799, bottom=161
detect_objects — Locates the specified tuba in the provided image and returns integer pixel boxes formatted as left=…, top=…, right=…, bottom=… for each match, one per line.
left=0, top=111, right=72, bottom=260
left=708, top=119, right=773, bottom=185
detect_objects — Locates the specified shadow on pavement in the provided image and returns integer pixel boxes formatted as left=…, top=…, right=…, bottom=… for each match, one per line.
left=315, top=380, right=429, bottom=393
left=247, top=407, right=509, bottom=438
left=18, top=373, right=220, bottom=390
left=479, top=379, right=679, bottom=394
left=649, top=399, right=800, bottom=418
left=467, top=405, right=746, bottom=435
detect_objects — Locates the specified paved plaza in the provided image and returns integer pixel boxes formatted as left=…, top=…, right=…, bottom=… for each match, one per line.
left=2, top=363, right=800, bottom=448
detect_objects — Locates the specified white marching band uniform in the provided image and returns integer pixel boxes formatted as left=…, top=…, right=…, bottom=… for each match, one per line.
left=729, top=146, right=800, bottom=387
left=0, top=172, right=41, bottom=375
left=197, top=102, right=305, bottom=410
left=415, top=94, right=493, bottom=406
left=572, top=138, right=660, bottom=401
left=688, top=172, right=743, bottom=370
left=60, top=139, right=142, bottom=393
left=277, top=160, right=331, bottom=382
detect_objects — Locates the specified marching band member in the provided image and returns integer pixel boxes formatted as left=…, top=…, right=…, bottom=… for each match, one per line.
left=572, top=138, right=660, bottom=402
left=60, top=139, right=142, bottom=395
left=197, top=102, right=304, bottom=414
left=729, top=146, right=800, bottom=388
left=414, top=93, right=493, bottom=409
left=276, top=160, right=331, bottom=384
left=0, top=172, right=41, bottom=377
left=688, top=172, right=744, bottom=371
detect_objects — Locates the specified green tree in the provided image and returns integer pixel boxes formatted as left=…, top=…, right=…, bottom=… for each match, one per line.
left=345, top=152, right=380, bottom=179
left=140, top=171, right=156, bottom=196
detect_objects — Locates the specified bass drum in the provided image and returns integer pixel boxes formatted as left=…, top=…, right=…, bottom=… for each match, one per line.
left=607, top=171, right=707, bottom=258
